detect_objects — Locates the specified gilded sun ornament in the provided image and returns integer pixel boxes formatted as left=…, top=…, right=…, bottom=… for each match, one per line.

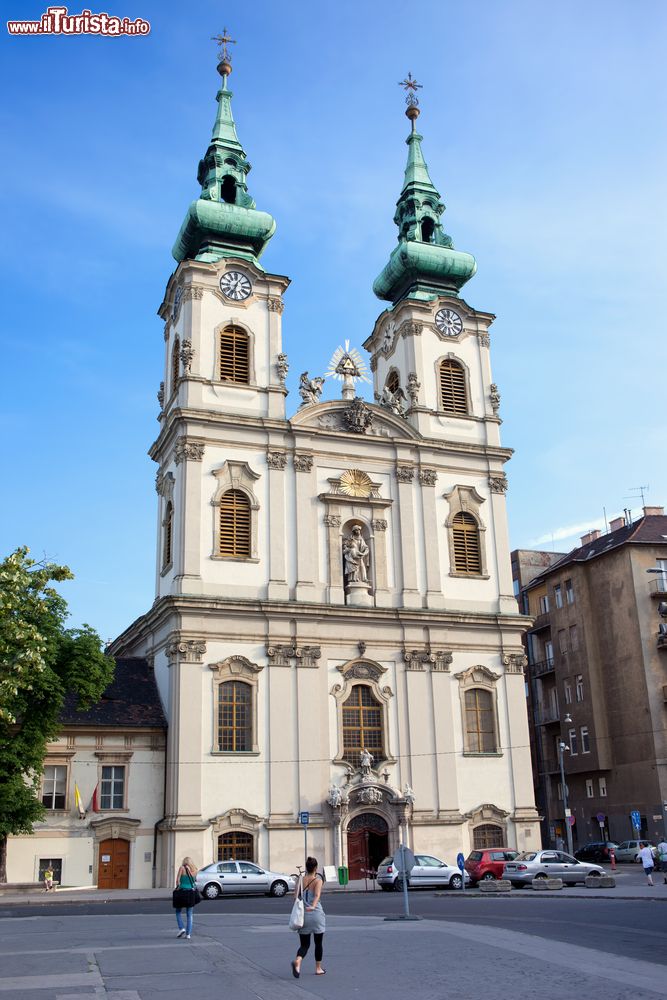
left=339, top=469, right=373, bottom=498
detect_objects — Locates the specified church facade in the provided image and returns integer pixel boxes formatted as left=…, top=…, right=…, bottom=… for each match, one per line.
left=110, top=47, right=540, bottom=885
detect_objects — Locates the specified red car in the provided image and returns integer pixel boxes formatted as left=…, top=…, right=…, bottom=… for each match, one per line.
left=465, top=848, right=519, bottom=883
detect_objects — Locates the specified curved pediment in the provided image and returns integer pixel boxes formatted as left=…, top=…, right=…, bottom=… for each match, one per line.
left=290, top=399, right=420, bottom=441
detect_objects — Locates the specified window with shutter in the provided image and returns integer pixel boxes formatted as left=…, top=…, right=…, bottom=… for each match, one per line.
left=163, top=501, right=173, bottom=568
left=219, top=489, right=251, bottom=557
left=385, top=369, right=400, bottom=395
left=452, top=511, right=481, bottom=574
left=439, top=359, right=468, bottom=414
left=219, top=325, right=249, bottom=384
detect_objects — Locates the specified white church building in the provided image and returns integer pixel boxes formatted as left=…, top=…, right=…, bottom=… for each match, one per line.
left=110, top=44, right=540, bottom=885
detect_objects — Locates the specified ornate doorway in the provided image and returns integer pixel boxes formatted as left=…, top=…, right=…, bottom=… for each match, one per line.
left=97, top=838, right=129, bottom=889
left=346, top=813, right=389, bottom=879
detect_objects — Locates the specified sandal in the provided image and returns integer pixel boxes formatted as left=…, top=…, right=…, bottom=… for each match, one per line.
left=291, top=961, right=300, bottom=979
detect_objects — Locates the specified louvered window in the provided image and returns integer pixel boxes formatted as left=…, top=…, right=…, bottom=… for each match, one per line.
left=465, top=689, right=496, bottom=752
left=219, top=326, right=249, bottom=384
left=171, top=338, right=180, bottom=393
left=342, top=685, right=384, bottom=767
left=386, top=370, right=400, bottom=395
left=452, top=511, right=481, bottom=574
left=219, top=489, right=251, bottom=557
left=163, top=501, right=173, bottom=568
left=217, top=680, right=252, bottom=751
left=439, top=359, right=468, bottom=414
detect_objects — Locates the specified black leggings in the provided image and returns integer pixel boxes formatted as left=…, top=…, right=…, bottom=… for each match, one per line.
left=297, top=932, right=324, bottom=962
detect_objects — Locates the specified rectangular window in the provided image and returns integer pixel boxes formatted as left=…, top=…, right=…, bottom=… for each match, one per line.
left=657, top=559, right=667, bottom=591
left=42, top=765, right=67, bottom=810
left=564, top=681, right=572, bottom=704
left=586, top=778, right=594, bottom=798
left=545, top=640, right=554, bottom=662
left=100, top=765, right=125, bottom=810
left=581, top=726, right=590, bottom=753
left=554, top=584, right=563, bottom=608
left=575, top=674, right=584, bottom=702
left=569, top=625, right=579, bottom=651
left=513, top=578, right=520, bottom=597
left=558, top=629, right=568, bottom=654
left=568, top=728, right=578, bottom=756
left=565, top=579, right=574, bottom=604
left=539, top=594, right=550, bottom=614
left=599, top=776, right=607, bottom=797
left=39, top=858, right=62, bottom=884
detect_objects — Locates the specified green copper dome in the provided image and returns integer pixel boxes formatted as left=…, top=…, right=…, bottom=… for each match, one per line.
left=373, top=125, right=476, bottom=304
left=172, top=64, right=276, bottom=266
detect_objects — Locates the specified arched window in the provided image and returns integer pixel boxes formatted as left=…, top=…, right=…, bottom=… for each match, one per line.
left=473, top=824, right=504, bottom=849
left=385, top=369, right=400, bottom=395
left=219, top=489, right=251, bottom=558
left=220, top=175, right=237, bottom=204
left=439, top=358, right=468, bottom=414
left=162, top=500, right=173, bottom=569
left=217, top=680, right=252, bottom=751
left=464, top=689, right=496, bottom=753
left=219, top=326, right=249, bottom=384
left=218, top=831, right=253, bottom=861
left=452, top=511, right=481, bottom=574
left=171, top=338, right=180, bottom=394
left=421, top=217, right=435, bottom=242
left=342, top=684, right=383, bottom=767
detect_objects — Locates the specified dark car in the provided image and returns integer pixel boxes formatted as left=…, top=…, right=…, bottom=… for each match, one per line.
left=573, top=841, right=618, bottom=863
left=465, top=849, right=519, bottom=884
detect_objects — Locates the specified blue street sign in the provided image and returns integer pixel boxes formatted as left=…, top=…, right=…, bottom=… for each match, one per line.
left=631, top=810, right=641, bottom=830
left=456, top=852, right=465, bottom=872
left=299, top=811, right=310, bottom=826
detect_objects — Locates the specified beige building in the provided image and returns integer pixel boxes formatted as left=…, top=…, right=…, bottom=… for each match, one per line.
left=514, top=508, right=667, bottom=848
left=109, top=51, right=540, bottom=885
left=7, top=659, right=166, bottom=889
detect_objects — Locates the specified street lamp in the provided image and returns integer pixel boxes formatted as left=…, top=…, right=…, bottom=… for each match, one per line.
left=559, top=712, right=573, bottom=855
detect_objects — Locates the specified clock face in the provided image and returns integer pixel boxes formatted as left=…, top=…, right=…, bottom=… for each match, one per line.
left=435, top=308, right=463, bottom=337
left=172, top=286, right=183, bottom=320
left=220, top=271, right=252, bottom=301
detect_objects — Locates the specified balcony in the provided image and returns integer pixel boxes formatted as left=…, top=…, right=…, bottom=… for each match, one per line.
left=530, top=612, right=551, bottom=632
left=534, top=703, right=560, bottom=725
left=532, top=657, right=555, bottom=677
left=649, top=577, right=667, bottom=597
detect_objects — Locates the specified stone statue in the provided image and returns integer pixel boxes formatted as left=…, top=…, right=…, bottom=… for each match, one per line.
left=343, top=525, right=370, bottom=584
left=299, top=371, right=325, bottom=406
left=489, top=383, right=501, bottom=414
left=404, top=783, right=415, bottom=805
left=407, top=372, right=421, bottom=406
left=377, top=384, right=407, bottom=417
left=327, top=784, right=343, bottom=808
left=360, top=748, right=374, bottom=773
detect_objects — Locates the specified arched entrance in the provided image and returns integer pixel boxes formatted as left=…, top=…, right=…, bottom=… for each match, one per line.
left=346, top=813, right=389, bottom=879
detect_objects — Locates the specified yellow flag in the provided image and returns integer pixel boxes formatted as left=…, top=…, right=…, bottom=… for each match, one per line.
left=74, top=783, right=84, bottom=816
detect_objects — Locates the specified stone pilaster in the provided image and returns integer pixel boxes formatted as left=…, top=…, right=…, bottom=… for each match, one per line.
left=267, top=454, right=289, bottom=600
left=395, top=465, right=420, bottom=608
left=295, top=453, right=317, bottom=601
left=418, top=468, right=444, bottom=609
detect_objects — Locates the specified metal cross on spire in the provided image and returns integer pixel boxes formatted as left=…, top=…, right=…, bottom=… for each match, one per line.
left=211, top=27, right=236, bottom=63
left=399, top=72, right=423, bottom=128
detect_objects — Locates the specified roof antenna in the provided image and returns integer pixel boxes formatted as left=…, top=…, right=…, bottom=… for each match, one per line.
left=626, top=485, right=649, bottom=508
left=603, top=506, right=609, bottom=534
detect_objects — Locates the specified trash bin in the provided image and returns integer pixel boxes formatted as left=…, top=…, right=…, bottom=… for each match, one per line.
left=338, top=866, right=349, bottom=886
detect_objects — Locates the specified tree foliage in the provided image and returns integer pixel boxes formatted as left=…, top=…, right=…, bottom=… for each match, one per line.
left=0, top=547, right=114, bottom=877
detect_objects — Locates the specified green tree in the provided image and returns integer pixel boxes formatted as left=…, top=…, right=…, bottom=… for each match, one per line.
left=0, top=547, right=114, bottom=881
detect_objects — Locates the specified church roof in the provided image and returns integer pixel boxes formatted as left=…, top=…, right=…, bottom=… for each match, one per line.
left=60, top=657, right=166, bottom=729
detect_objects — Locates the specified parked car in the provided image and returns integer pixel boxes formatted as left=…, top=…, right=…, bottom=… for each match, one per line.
left=196, top=860, right=295, bottom=898
left=573, top=841, right=619, bottom=863
left=503, top=850, right=605, bottom=886
left=377, top=854, right=471, bottom=891
left=615, top=840, right=657, bottom=863
left=465, top=848, right=519, bottom=884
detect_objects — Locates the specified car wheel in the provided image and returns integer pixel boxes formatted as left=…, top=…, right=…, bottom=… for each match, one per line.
left=587, top=870, right=602, bottom=879
left=203, top=882, right=221, bottom=899
left=481, top=872, right=496, bottom=881
left=270, top=880, right=288, bottom=897
left=533, top=872, right=548, bottom=880
left=449, top=874, right=463, bottom=890
left=394, top=877, right=406, bottom=892
left=380, top=885, right=393, bottom=892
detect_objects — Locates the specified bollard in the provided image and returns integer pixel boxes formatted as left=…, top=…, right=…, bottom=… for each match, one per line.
left=609, top=849, right=616, bottom=871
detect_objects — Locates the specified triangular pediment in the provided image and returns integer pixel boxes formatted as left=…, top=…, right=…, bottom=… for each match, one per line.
left=290, top=400, right=420, bottom=441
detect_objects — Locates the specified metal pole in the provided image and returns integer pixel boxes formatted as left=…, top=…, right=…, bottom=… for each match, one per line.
left=400, top=844, right=410, bottom=918
left=559, top=742, right=573, bottom=856
left=304, top=825, right=307, bottom=867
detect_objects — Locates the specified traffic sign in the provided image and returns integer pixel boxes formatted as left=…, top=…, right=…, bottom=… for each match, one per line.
left=396, top=845, right=416, bottom=876
left=567, top=815, right=576, bottom=826
left=596, top=813, right=605, bottom=823
left=631, top=809, right=641, bottom=830
left=456, top=852, right=465, bottom=871
left=299, top=811, right=309, bottom=826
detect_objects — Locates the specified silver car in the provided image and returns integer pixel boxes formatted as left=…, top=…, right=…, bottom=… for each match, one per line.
left=615, top=840, right=656, bottom=863
left=196, top=859, right=295, bottom=898
left=377, top=853, right=471, bottom=891
left=503, top=850, right=605, bottom=886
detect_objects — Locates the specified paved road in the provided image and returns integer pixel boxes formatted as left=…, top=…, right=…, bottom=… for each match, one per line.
left=1, top=892, right=666, bottom=999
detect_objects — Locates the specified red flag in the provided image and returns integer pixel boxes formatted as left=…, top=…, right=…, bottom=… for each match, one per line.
left=89, top=783, right=100, bottom=813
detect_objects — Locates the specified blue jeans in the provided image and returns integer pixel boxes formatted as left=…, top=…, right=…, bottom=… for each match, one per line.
left=176, top=907, right=193, bottom=935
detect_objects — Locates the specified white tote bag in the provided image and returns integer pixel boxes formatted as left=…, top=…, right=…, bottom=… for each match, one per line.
left=288, top=876, right=304, bottom=931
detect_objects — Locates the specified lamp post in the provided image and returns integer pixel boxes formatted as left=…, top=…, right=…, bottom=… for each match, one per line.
left=559, top=712, right=573, bottom=855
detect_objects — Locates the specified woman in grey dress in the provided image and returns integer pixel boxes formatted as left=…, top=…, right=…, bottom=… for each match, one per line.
left=291, top=856, right=326, bottom=978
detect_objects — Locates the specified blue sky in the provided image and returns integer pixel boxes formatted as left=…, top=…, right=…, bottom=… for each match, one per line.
left=1, top=0, right=665, bottom=639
